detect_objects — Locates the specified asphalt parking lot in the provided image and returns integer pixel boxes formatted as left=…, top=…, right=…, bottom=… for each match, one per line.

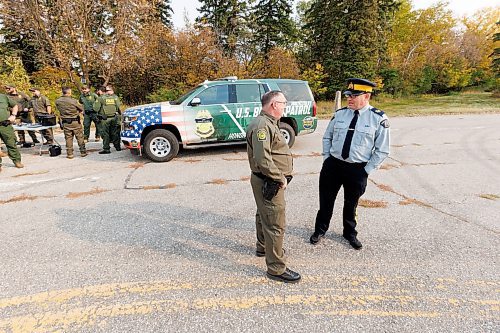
left=0, top=114, right=499, bottom=332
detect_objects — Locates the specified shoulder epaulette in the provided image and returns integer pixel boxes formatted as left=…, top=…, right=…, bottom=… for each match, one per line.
left=336, top=107, right=348, bottom=112
left=370, top=107, right=385, bottom=117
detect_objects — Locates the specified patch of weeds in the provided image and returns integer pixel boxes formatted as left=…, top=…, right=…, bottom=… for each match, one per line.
left=479, top=194, right=500, bottom=201
left=66, top=187, right=108, bottom=199
left=206, top=178, right=228, bottom=185
left=358, top=199, right=388, bottom=208
left=0, top=194, right=39, bottom=204
left=12, top=170, right=49, bottom=178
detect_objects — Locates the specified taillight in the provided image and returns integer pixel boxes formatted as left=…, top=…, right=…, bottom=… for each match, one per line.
left=313, top=102, right=317, bottom=117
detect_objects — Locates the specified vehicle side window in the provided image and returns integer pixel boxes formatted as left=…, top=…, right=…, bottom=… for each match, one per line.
left=196, top=85, right=229, bottom=105
left=235, top=84, right=261, bottom=103
left=276, top=83, right=313, bottom=101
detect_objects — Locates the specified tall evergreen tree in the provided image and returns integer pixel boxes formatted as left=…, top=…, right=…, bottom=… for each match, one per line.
left=156, top=0, right=173, bottom=28
left=251, top=0, right=297, bottom=57
left=196, top=0, right=248, bottom=56
left=303, top=0, right=400, bottom=97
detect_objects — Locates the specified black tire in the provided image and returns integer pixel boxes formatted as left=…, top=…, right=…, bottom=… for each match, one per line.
left=279, top=122, right=295, bottom=148
left=143, top=129, right=179, bottom=162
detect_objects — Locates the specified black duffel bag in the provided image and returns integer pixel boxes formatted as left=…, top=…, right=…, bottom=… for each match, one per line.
left=36, top=114, right=57, bottom=126
left=48, top=144, right=61, bottom=157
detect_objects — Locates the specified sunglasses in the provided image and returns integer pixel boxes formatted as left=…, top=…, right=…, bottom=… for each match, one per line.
left=344, top=93, right=366, bottom=99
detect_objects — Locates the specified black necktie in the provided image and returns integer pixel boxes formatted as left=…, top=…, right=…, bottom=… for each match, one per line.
left=341, top=110, right=359, bottom=159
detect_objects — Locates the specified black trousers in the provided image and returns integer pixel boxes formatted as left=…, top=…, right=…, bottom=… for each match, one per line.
left=314, top=156, right=368, bottom=239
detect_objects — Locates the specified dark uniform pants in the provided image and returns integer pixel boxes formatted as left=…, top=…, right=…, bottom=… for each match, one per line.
left=83, top=112, right=101, bottom=139
left=101, top=117, right=121, bottom=151
left=251, top=173, right=286, bottom=275
left=16, top=116, right=37, bottom=143
left=314, top=156, right=368, bottom=239
left=0, top=124, right=22, bottom=165
left=35, top=113, right=54, bottom=143
left=63, top=121, right=86, bottom=156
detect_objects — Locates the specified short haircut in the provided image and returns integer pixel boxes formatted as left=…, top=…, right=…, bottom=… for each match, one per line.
left=62, top=86, right=71, bottom=95
left=261, top=90, right=283, bottom=106
left=97, top=86, right=106, bottom=92
left=81, top=85, right=89, bottom=89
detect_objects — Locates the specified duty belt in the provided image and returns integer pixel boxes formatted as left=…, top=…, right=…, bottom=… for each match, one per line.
left=62, top=117, right=80, bottom=124
left=0, top=120, right=12, bottom=127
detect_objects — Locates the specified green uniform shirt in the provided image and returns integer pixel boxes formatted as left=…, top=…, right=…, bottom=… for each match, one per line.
left=79, top=92, right=98, bottom=112
left=30, top=95, right=51, bottom=114
left=96, top=94, right=121, bottom=117
left=8, top=92, right=30, bottom=116
left=56, top=96, right=83, bottom=119
left=0, top=94, right=16, bottom=122
left=246, top=111, right=293, bottom=184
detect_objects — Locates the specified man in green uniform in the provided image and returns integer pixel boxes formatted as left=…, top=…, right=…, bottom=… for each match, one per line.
left=55, top=87, right=87, bottom=159
left=246, top=90, right=300, bottom=283
left=29, top=87, right=54, bottom=144
left=0, top=92, right=24, bottom=171
left=79, top=85, right=100, bottom=143
left=95, top=85, right=122, bottom=154
left=4, top=84, right=38, bottom=145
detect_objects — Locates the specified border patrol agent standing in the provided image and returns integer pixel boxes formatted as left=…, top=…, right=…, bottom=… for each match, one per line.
left=0, top=92, right=24, bottom=171
left=96, top=85, right=122, bottom=154
left=4, top=84, right=38, bottom=145
left=310, top=78, right=390, bottom=249
left=29, top=87, right=54, bottom=144
left=55, top=87, right=87, bottom=159
left=247, top=90, right=301, bottom=283
left=79, top=85, right=101, bottom=143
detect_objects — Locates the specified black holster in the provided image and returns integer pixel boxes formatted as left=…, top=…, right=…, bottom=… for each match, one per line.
left=0, top=120, right=12, bottom=127
left=262, top=178, right=282, bottom=200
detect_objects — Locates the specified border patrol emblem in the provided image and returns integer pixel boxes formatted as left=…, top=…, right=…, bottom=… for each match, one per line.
left=257, top=129, right=267, bottom=141
left=194, top=110, right=215, bottom=138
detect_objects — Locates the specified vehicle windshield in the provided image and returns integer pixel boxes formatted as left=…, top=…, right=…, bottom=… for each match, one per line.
left=170, top=86, right=200, bottom=105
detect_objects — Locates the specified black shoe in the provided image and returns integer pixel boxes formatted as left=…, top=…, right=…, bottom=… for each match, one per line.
left=33, top=139, right=40, bottom=144
left=343, top=235, right=362, bottom=250
left=16, top=141, right=25, bottom=146
left=98, top=150, right=111, bottom=154
left=22, top=142, right=34, bottom=148
left=115, top=146, right=122, bottom=151
left=310, top=232, right=325, bottom=245
left=267, top=268, right=301, bottom=283
left=256, top=248, right=285, bottom=257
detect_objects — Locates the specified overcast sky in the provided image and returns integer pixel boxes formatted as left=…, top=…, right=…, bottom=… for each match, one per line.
left=170, top=0, right=499, bottom=29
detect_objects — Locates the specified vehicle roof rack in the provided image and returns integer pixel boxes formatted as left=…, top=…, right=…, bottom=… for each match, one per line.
left=216, top=76, right=238, bottom=81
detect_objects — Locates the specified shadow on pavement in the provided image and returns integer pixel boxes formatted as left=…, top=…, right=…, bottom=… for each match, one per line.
left=56, top=202, right=262, bottom=276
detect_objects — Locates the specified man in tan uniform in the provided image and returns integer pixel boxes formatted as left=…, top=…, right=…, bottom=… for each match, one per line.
left=246, top=90, right=300, bottom=283
left=55, top=87, right=87, bottom=159
left=4, top=84, right=38, bottom=145
left=29, top=87, right=54, bottom=144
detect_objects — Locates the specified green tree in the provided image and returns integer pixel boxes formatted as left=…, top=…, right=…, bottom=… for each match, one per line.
left=196, top=0, right=248, bottom=56
left=251, top=0, right=297, bottom=57
left=303, top=0, right=399, bottom=98
left=156, top=0, right=173, bottom=28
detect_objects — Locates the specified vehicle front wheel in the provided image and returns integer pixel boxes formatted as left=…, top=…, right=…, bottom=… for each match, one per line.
left=279, top=122, right=296, bottom=148
left=143, top=129, right=179, bottom=162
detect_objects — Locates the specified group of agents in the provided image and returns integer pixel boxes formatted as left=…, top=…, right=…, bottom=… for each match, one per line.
left=247, top=78, right=390, bottom=283
left=0, top=84, right=123, bottom=170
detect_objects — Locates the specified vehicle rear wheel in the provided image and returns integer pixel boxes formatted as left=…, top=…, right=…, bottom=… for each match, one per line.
left=143, top=129, right=179, bottom=162
left=279, top=122, right=295, bottom=148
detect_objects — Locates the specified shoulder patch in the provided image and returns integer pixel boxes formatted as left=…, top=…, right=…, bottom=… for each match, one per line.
left=380, top=119, right=390, bottom=128
left=257, top=129, right=267, bottom=141
left=370, top=107, right=385, bottom=117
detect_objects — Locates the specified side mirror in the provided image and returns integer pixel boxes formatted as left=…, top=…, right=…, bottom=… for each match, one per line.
left=190, top=97, right=201, bottom=106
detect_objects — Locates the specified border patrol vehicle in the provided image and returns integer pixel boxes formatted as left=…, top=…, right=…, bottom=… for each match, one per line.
left=121, top=77, right=317, bottom=162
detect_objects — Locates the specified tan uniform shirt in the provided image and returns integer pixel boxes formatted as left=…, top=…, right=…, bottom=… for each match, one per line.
left=56, top=96, right=83, bottom=119
left=30, top=95, right=51, bottom=114
left=246, top=111, right=293, bottom=184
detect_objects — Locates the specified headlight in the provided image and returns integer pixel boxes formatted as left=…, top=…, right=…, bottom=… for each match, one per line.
left=124, top=116, right=138, bottom=123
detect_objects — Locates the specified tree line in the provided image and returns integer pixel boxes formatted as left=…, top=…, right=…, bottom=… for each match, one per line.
left=0, top=0, right=498, bottom=105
